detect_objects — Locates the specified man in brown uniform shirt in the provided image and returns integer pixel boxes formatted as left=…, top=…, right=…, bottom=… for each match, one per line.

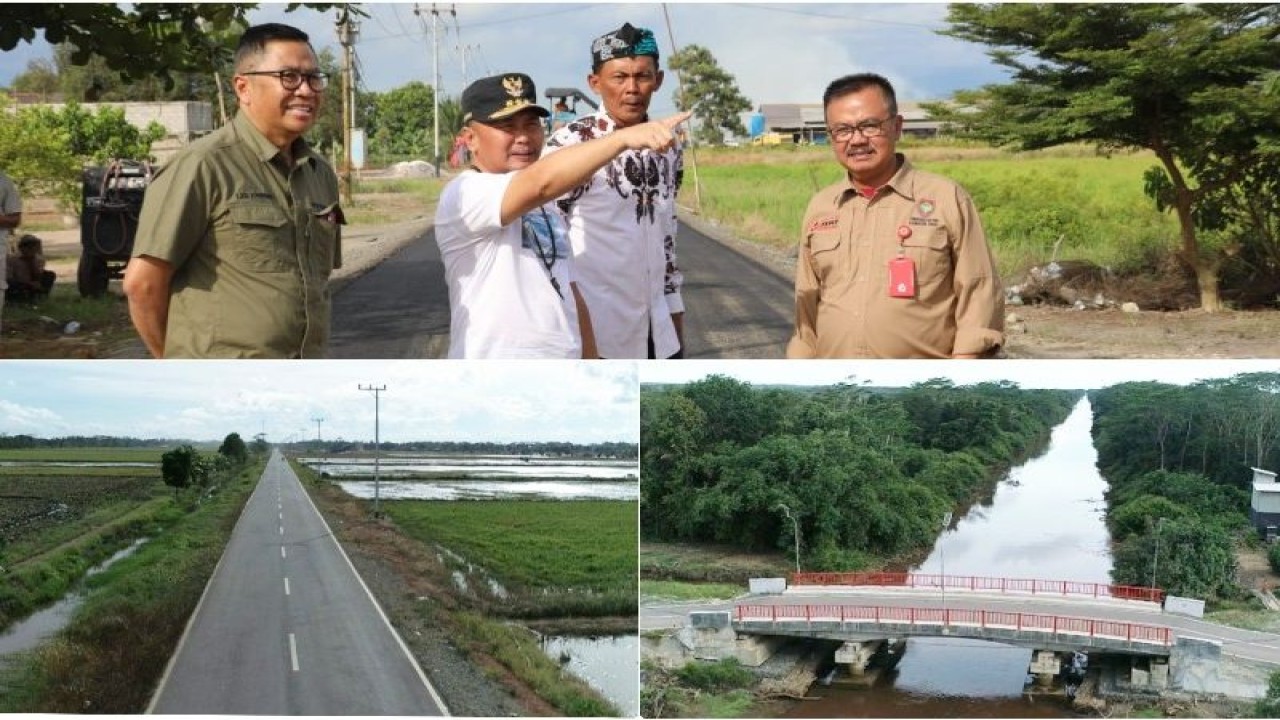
left=787, top=73, right=1003, bottom=359
left=124, top=23, right=341, bottom=358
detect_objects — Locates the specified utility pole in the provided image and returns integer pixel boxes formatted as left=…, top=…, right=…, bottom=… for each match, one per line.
left=311, top=415, right=325, bottom=469
left=358, top=384, right=386, bottom=517
left=776, top=503, right=800, bottom=575
left=336, top=8, right=356, bottom=204
left=939, top=511, right=952, bottom=633
left=1151, top=516, right=1167, bottom=596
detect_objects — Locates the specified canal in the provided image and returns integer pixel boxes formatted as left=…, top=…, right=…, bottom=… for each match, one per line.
left=788, top=396, right=1111, bottom=718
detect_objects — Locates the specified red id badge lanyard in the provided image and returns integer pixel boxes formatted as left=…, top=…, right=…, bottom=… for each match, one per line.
left=889, top=224, right=916, bottom=298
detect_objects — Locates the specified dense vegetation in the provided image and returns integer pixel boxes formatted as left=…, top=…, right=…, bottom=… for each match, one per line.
left=1091, top=373, right=1280, bottom=599
left=0, top=435, right=184, bottom=450
left=641, top=376, right=1077, bottom=571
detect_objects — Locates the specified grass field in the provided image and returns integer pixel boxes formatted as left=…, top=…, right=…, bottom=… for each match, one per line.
left=0, top=448, right=165, bottom=462
left=385, top=500, right=637, bottom=593
left=682, top=143, right=1179, bottom=278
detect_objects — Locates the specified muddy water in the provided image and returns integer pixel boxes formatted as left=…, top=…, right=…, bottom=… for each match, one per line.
left=788, top=397, right=1111, bottom=718
left=0, top=539, right=149, bottom=660
left=539, top=634, right=639, bottom=717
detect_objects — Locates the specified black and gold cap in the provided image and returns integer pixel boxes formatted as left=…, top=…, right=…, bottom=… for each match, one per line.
left=461, top=73, right=551, bottom=124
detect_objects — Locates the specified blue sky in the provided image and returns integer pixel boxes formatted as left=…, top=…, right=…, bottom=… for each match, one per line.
left=0, top=361, right=639, bottom=444
left=0, top=3, right=1012, bottom=115
left=640, top=359, right=1280, bottom=390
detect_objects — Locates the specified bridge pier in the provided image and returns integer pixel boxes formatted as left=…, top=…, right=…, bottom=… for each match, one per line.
left=834, top=640, right=885, bottom=677
left=1028, top=650, right=1061, bottom=687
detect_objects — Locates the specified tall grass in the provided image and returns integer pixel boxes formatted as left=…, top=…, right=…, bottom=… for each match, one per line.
left=682, top=145, right=1178, bottom=278
left=452, top=611, right=619, bottom=717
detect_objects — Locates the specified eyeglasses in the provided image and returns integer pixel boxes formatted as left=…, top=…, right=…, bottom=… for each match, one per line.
left=828, top=117, right=895, bottom=142
left=241, top=69, right=330, bottom=92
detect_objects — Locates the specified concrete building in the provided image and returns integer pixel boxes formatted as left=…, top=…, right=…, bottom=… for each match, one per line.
left=753, top=101, right=946, bottom=145
left=1249, top=467, right=1280, bottom=540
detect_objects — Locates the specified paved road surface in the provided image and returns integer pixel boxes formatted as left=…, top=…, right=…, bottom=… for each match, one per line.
left=644, top=588, right=1280, bottom=666
left=148, top=450, right=448, bottom=715
left=329, top=218, right=793, bottom=358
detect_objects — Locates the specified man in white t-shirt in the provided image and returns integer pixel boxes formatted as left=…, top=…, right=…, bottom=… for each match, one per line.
left=545, top=22, right=685, bottom=359
left=435, top=72, right=689, bottom=359
left=0, top=170, right=24, bottom=335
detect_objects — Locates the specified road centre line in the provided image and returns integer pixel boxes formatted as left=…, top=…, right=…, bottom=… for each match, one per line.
left=289, top=633, right=299, bottom=672
left=284, top=577, right=290, bottom=596
left=281, top=546, right=287, bottom=559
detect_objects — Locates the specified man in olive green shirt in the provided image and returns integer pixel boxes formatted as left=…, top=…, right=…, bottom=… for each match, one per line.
left=124, top=23, right=342, bottom=358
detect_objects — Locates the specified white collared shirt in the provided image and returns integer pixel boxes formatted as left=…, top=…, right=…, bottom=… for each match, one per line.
left=545, top=111, right=684, bottom=359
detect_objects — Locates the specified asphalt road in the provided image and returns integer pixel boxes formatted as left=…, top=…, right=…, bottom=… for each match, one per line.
left=329, top=219, right=794, bottom=358
left=644, top=588, right=1280, bottom=666
left=148, top=450, right=448, bottom=715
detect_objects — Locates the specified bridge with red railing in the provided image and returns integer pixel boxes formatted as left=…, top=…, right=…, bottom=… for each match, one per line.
left=733, top=602, right=1174, bottom=655
left=789, top=571, right=1165, bottom=604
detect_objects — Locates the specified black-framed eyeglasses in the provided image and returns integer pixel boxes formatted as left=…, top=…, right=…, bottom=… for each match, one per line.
left=241, top=69, right=329, bottom=91
left=828, top=117, right=895, bottom=142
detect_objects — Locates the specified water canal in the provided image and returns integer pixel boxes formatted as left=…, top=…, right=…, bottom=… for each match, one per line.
left=787, top=396, right=1112, bottom=718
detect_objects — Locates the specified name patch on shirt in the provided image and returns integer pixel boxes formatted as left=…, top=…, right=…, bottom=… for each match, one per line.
left=807, top=215, right=839, bottom=233
left=909, top=198, right=941, bottom=227
left=236, top=191, right=275, bottom=201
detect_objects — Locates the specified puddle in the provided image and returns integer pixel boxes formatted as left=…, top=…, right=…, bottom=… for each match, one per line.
left=339, top=479, right=638, bottom=501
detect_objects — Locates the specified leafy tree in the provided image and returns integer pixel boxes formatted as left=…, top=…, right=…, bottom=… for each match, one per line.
left=161, top=445, right=199, bottom=495
left=668, top=45, right=752, bottom=146
left=368, top=81, right=436, bottom=160
left=0, top=98, right=164, bottom=209
left=8, top=58, right=59, bottom=97
left=1112, top=517, right=1238, bottom=599
left=2, top=4, right=342, bottom=90
left=935, top=4, right=1280, bottom=311
left=218, top=432, right=248, bottom=467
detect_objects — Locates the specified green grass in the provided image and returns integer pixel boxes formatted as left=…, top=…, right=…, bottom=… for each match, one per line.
left=344, top=177, right=445, bottom=226
left=682, top=144, right=1179, bottom=279
left=385, top=500, right=636, bottom=592
left=2, top=285, right=127, bottom=329
left=641, top=579, right=744, bottom=602
left=0, top=447, right=164, bottom=462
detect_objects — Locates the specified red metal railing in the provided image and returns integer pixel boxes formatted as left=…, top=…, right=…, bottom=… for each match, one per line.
left=734, top=604, right=1173, bottom=646
left=790, top=571, right=1165, bottom=604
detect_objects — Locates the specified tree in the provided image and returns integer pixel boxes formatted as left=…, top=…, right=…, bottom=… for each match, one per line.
left=934, top=4, right=1280, bottom=311
left=367, top=81, right=437, bottom=160
left=8, top=58, right=59, bottom=97
left=668, top=45, right=752, bottom=146
left=0, top=97, right=163, bottom=208
left=1255, top=670, right=1280, bottom=718
left=218, top=432, right=248, bottom=467
left=161, top=445, right=199, bottom=495
left=2, top=4, right=342, bottom=90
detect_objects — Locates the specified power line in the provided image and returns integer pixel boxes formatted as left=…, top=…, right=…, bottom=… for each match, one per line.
left=357, top=383, right=387, bottom=518
left=727, top=3, right=941, bottom=31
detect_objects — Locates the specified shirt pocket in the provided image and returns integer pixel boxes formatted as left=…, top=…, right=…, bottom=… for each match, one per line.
left=309, top=203, right=342, bottom=271
left=228, top=202, right=292, bottom=272
left=900, top=228, right=952, bottom=286
left=806, top=231, right=843, bottom=285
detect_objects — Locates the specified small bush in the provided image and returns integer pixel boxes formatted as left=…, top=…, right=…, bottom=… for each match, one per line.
left=1268, top=543, right=1280, bottom=575
left=675, top=659, right=754, bottom=692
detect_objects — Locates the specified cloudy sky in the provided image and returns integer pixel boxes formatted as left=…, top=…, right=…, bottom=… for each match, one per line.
left=640, top=359, right=1280, bottom=390
left=0, top=361, right=639, bottom=444
left=0, top=3, right=1011, bottom=114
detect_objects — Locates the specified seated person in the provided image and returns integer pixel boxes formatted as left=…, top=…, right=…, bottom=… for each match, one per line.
left=5, top=235, right=55, bottom=303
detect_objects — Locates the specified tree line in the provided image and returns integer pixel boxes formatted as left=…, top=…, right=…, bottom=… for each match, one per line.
left=0, top=435, right=186, bottom=449
left=641, top=376, right=1077, bottom=570
left=1090, top=373, right=1280, bottom=600
left=299, top=439, right=636, bottom=459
